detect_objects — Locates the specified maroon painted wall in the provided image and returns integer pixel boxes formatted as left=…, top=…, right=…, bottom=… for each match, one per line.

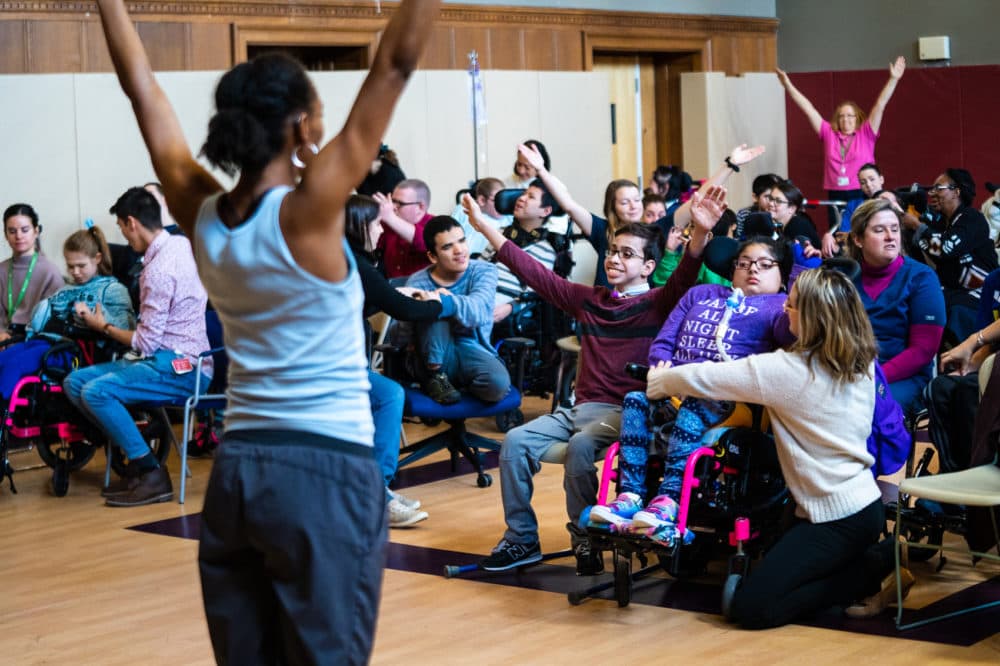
left=785, top=65, right=1000, bottom=211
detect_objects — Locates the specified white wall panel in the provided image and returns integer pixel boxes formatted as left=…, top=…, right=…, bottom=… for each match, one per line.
left=1, top=69, right=614, bottom=276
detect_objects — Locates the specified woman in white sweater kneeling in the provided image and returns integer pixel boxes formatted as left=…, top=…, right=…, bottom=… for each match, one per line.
left=647, top=267, right=908, bottom=628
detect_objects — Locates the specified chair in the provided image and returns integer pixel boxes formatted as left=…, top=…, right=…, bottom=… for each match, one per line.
left=397, top=386, right=522, bottom=488
left=893, top=353, right=1000, bottom=630
left=109, top=309, right=228, bottom=504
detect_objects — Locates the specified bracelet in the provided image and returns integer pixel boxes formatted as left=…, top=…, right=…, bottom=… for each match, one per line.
left=724, top=156, right=740, bottom=172
left=103, top=323, right=113, bottom=335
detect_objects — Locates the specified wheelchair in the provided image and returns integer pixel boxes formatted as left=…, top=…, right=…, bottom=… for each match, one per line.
left=0, top=335, right=171, bottom=497
left=571, top=401, right=790, bottom=610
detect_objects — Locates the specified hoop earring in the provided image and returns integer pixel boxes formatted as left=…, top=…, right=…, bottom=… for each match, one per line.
left=291, top=143, right=319, bottom=169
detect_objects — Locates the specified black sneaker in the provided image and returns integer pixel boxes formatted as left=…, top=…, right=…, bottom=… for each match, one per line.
left=574, top=541, right=605, bottom=576
left=479, top=539, right=542, bottom=571
left=423, top=371, right=461, bottom=405
left=568, top=522, right=604, bottom=576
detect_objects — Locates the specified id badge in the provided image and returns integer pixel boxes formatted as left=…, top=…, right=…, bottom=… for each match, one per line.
left=836, top=176, right=850, bottom=187
left=171, top=357, right=194, bottom=374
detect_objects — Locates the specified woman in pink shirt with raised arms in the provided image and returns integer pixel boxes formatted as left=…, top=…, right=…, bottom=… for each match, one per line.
left=777, top=56, right=906, bottom=258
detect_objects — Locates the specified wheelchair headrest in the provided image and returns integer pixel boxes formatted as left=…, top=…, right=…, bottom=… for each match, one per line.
left=494, top=188, right=525, bottom=216
left=703, top=236, right=739, bottom=281
left=742, top=212, right=777, bottom=239
left=820, top=256, right=862, bottom=282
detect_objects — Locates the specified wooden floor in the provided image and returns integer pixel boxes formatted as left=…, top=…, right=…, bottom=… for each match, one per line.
left=1, top=396, right=998, bottom=665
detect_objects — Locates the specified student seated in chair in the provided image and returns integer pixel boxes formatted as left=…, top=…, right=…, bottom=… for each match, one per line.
left=462, top=186, right=726, bottom=574
left=482, top=178, right=563, bottom=326
left=64, top=186, right=212, bottom=507
left=395, top=215, right=511, bottom=405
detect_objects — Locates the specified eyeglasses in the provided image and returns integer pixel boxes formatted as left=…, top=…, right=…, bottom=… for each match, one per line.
left=392, top=199, right=422, bottom=208
left=763, top=194, right=789, bottom=206
left=927, top=184, right=957, bottom=193
left=733, top=257, right=778, bottom=271
left=606, top=247, right=643, bottom=261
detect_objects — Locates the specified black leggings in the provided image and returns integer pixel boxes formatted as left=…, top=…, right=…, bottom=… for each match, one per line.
left=731, top=498, right=888, bottom=629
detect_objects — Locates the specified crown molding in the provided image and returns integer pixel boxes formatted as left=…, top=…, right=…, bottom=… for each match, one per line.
left=0, top=1, right=779, bottom=34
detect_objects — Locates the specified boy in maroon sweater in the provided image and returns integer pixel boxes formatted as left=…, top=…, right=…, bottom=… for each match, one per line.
left=462, top=188, right=727, bottom=573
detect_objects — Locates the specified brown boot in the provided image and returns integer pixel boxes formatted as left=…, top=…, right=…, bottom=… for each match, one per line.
left=101, top=462, right=139, bottom=498
left=105, top=465, right=173, bottom=507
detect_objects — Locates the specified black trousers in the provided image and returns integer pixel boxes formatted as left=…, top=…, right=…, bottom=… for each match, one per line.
left=925, top=372, right=979, bottom=473
left=731, top=498, right=887, bottom=629
left=199, top=430, right=387, bottom=665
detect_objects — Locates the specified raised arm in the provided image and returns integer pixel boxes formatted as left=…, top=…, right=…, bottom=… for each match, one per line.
left=516, top=143, right=593, bottom=235
left=868, top=56, right=905, bottom=135
left=96, top=0, right=222, bottom=235
left=672, top=145, right=758, bottom=230
left=776, top=68, right=823, bottom=134
left=683, top=185, right=728, bottom=260
left=463, top=193, right=508, bottom=253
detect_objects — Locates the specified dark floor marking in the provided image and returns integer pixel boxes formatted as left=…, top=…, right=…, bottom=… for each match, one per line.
left=129, top=512, right=998, bottom=646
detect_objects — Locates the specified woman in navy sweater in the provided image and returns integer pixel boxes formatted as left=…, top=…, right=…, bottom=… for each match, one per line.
left=848, top=198, right=945, bottom=414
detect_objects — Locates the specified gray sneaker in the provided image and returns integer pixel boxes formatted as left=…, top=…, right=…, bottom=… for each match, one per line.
left=388, top=498, right=428, bottom=527
left=388, top=488, right=421, bottom=510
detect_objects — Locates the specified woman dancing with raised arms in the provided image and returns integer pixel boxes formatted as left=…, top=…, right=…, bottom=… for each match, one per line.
left=95, top=0, right=440, bottom=662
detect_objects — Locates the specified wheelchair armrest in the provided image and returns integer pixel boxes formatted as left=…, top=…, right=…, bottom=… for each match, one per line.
left=624, top=362, right=649, bottom=381
left=374, top=342, right=406, bottom=379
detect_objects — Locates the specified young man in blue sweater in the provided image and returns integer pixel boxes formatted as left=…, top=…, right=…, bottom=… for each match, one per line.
left=398, top=215, right=511, bottom=404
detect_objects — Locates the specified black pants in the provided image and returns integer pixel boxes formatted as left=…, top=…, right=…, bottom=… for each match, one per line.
left=731, top=498, right=887, bottom=629
left=199, top=430, right=387, bottom=665
left=925, top=372, right=979, bottom=473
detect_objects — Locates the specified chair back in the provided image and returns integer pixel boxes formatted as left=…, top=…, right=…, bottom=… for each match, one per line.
left=205, top=309, right=229, bottom=394
left=979, top=353, right=996, bottom=397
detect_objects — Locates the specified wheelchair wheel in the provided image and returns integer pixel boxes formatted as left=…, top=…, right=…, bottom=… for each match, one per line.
left=51, top=459, right=70, bottom=497
left=901, top=523, right=945, bottom=562
left=613, top=548, right=632, bottom=608
left=110, top=409, right=172, bottom=477
left=556, top=364, right=576, bottom=409
left=495, top=409, right=524, bottom=433
left=721, top=573, right=742, bottom=620
left=36, top=438, right=99, bottom=473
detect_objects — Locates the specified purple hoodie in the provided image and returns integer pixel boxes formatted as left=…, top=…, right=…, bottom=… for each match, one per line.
left=648, top=283, right=794, bottom=366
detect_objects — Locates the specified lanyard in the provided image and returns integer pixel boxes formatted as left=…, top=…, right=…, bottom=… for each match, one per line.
left=7, top=251, right=39, bottom=318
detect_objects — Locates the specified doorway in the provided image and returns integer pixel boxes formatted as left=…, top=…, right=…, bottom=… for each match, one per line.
left=593, top=51, right=698, bottom=190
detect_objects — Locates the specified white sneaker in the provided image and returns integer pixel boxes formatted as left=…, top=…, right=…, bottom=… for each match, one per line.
left=388, top=488, right=421, bottom=510
left=388, top=498, right=428, bottom=528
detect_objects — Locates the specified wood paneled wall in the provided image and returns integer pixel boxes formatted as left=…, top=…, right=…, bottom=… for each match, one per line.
left=0, top=1, right=777, bottom=75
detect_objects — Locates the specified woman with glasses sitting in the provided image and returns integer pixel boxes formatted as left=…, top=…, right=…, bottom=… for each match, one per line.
left=777, top=57, right=906, bottom=257
left=589, top=237, right=795, bottom=536
left=762, top=179, right=823, bottom=250
left=908, top=168, right=998, bottom=345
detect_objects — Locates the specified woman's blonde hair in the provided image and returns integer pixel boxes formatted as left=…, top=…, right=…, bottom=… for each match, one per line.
left=603, top=179, right=640, bottom=231
left=791, top=268, right=877, bottom=384
left=847, top=198, right=900, bottom=263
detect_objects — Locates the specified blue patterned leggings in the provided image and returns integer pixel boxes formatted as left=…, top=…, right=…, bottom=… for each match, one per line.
left=618, top=391, right=733, bottom=502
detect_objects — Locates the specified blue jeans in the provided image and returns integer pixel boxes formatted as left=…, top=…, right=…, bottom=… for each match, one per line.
left=63, top=350, right=207, bottom=460
left=418, top=320, right=510, bottom=402
left=368, top=370, right=405, bottom=492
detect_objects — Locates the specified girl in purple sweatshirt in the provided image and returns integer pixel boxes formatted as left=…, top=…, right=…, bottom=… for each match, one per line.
left=591, top=237, right=795, bottom=534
